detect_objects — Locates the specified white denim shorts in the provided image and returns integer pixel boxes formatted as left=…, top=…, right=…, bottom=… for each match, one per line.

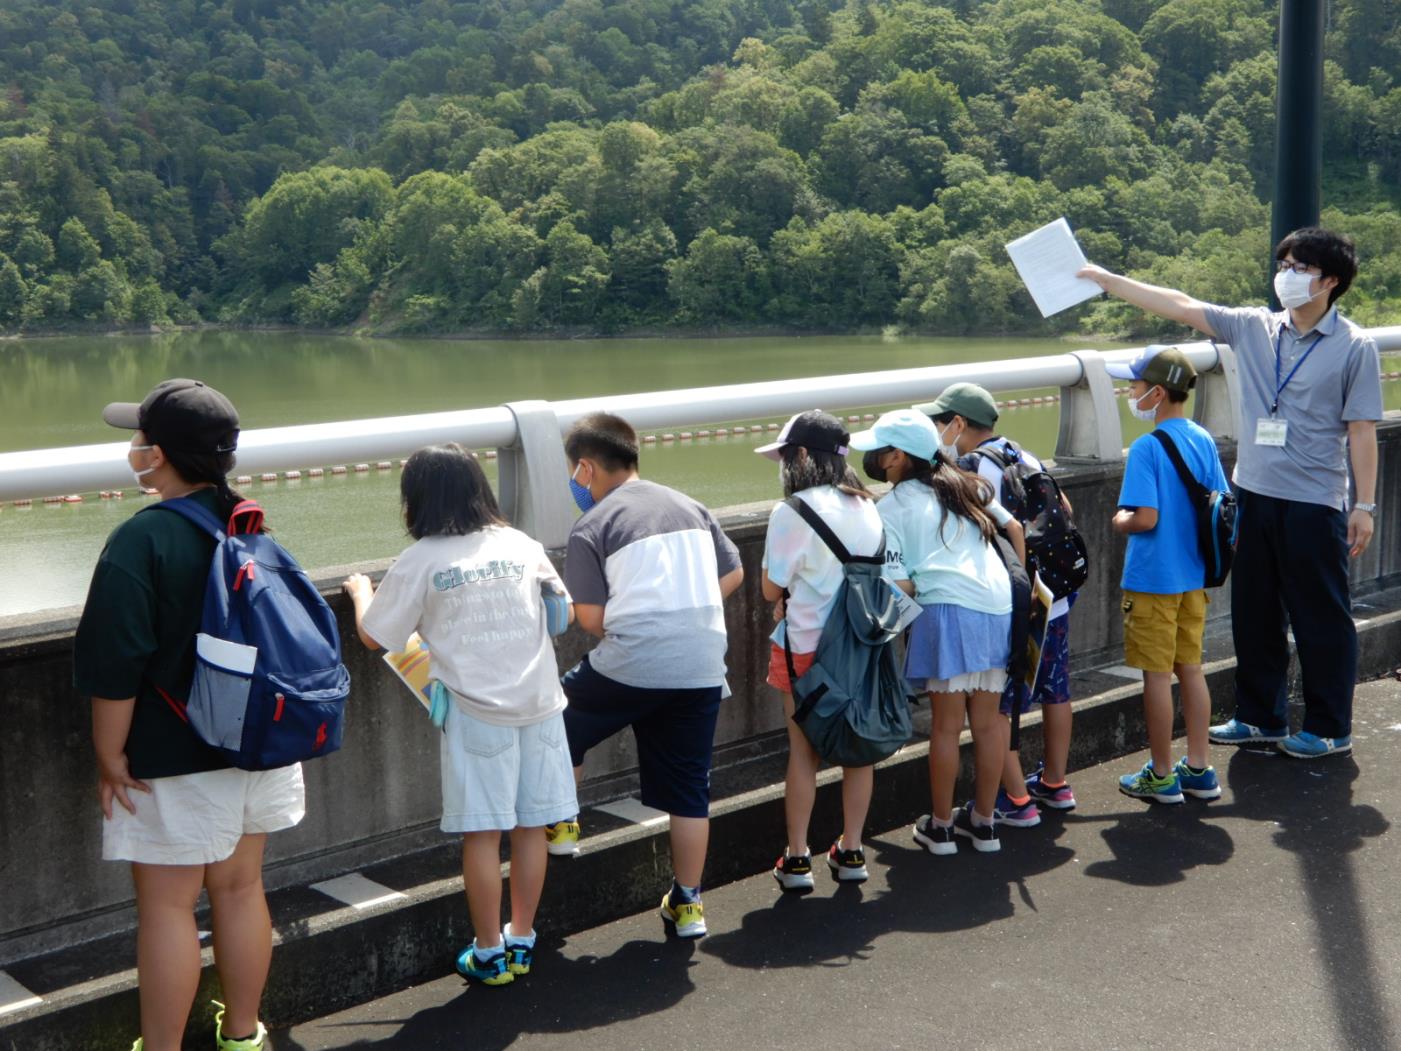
left=440, top=707, right=578, bottom=834
left=102, top=764, right=306, bottom=866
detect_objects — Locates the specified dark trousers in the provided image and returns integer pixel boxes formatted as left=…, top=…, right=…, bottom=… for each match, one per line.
left=1231, top=489, right=1357, bottom=738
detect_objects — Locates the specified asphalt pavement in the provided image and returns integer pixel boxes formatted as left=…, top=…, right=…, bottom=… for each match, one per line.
left=277, top=679, right=1401, bottom=1051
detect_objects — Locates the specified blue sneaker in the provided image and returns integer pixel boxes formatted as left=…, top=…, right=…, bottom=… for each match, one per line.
left=1118, top=762, right=1184, bottom=804
left=455, top=941, right=513, bottom=985
left=1208, top=718, right=1287, bottom=745
left=1173, top=758, right=1222, bottom=800
left=1279, top=731, right=1352, bottom=759
left=994, top=787, right=1042, bottom=827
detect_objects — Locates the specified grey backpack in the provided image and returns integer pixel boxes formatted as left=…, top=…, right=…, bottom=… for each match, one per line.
left=781, top=496, right=913, bottom=767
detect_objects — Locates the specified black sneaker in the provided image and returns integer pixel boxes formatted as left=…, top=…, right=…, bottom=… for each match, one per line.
left=773, top=852, right=815, bottom=892
left=953, top=804, right=1001, bottom=853
left=826, top=840, right=869, bottom=882
left=912, top=814, right=957, bottom=856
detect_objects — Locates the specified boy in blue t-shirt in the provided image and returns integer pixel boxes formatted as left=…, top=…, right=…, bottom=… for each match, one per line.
left=1110, top=346, right=1230, bottom=805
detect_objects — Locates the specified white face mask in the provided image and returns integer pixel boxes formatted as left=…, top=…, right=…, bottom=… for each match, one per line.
left=937, top=423, right=960, bottom=461
left=129, top=443, right=156, bottom=487
left=1129, top=388, right=1161, bottom=421
left=1274, top=267, right=1322, bottom=310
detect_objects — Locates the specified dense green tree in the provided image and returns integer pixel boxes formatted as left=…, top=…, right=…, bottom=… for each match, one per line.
left=666, top=228, right=769, bottom=321
left=0, top=255, right=26, bottom=325
left=1, top=0, right=1398, bottom=337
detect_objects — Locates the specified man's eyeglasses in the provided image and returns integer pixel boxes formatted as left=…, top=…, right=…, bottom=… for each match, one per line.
left=1277, top=259, right=1319, bottom=275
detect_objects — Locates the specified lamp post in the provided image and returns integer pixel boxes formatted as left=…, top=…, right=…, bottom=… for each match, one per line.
left=1270, top=0, right=1325, bottom=304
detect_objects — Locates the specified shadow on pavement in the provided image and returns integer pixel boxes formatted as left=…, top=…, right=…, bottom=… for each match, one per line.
left=1081, top=746, right=1392, bottom=1049
left=272, top=937, right=699, bottom=1050
left=1224, top=748, right=1393, bottom=1051
left=701, top=820, right=1077, bottom=970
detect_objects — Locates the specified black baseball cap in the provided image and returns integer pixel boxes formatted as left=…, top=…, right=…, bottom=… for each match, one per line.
left=754, top=410, right=850, bottom=462
left=102, top=379, right=240, bottom=454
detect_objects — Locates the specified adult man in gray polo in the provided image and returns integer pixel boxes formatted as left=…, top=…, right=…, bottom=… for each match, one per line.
left=1079, top=227, right=1382, bottom=759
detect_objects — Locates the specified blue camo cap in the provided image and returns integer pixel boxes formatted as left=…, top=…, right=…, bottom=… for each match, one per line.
left=1104, top=344, right=1197, bottom=393
left=847, top=408, right=940, bottom=461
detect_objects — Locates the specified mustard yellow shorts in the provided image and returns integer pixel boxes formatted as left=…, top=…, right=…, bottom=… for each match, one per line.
left=1122, top=589, right=1208, bottom=673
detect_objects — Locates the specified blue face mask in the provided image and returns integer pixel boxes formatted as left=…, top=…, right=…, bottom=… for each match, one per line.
left=570, top=464, right=595, bottom=513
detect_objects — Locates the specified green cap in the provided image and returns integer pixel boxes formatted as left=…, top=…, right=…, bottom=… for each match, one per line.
left=916, top=382, right=999, bottom=429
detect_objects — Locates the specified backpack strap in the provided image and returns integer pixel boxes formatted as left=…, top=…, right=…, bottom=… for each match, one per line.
left=1149, top=430, right=1208, bottom=507
left=783, top=495, right=885, bottom=565
left=229, top=499, right=265, bottom=536
left=145, top=495, right=228, bottom=541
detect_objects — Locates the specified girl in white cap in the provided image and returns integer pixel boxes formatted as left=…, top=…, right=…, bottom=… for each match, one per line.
left=850, top=408, right=1023, bottom=855
left=757, top=411, right=885, bottom=891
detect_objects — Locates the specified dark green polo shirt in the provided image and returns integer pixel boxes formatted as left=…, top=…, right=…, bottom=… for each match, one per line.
left=73, top=488, right=232, bottom=780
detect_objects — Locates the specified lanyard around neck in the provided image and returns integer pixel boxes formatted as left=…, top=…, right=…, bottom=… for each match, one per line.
left=1272, top=328, right=1324, bottom=415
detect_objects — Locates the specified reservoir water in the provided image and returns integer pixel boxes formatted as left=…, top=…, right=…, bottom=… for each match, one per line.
left=3, top=331, right=1395, bottom=617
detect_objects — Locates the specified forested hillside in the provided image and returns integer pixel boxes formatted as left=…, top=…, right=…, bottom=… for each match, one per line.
left=1, top=0, right=1398, bottom=337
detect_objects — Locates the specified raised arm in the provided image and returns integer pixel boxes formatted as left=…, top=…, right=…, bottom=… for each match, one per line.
left=1078, top=264, right=1217, bottom=338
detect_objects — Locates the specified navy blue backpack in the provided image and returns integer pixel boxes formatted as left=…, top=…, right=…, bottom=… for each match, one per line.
left=149, top=497, right=351, bottom=770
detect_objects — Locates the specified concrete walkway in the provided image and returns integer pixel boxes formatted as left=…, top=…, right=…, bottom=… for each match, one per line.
left=278, top=679, right=1401, bottom=1051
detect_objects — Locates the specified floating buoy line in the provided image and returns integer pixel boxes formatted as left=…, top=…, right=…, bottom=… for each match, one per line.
left=9, top=375, right=1400, bottom=510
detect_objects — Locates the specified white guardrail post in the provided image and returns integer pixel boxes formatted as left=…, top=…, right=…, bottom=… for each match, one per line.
left=498, top=401, right=576, bottom=550
left=1193, top=343, right=1241, bottom=443
left=1055, top=351, right=1123, bottom=462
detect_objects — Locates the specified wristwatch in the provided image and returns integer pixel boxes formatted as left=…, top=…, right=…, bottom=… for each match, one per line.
left=1355, top=502, right=1377, bottom=515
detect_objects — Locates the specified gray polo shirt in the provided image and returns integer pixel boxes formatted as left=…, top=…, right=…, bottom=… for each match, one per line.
left=1203, top=304, right=1382, bottom=511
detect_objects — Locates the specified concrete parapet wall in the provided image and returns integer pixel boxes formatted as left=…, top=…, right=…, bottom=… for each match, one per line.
left=1, top=416, right=1396, bottom=963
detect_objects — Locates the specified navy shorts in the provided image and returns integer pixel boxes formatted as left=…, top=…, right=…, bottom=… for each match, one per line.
left=1000, top=612, right=1072, bottom=716
left=561, top=657, right=723, bottom=819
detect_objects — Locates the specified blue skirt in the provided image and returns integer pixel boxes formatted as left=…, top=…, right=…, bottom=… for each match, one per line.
left=903, top=602, right=1012, bottom=684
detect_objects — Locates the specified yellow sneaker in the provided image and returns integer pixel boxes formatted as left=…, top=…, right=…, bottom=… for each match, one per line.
left=545, top=819, right=580, bottom=856
left=659, top=891, right=706, bottom=938
left=213, top=1001, right=267, bottom=1050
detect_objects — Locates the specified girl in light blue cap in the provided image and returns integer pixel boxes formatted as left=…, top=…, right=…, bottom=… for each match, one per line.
left=850, top=408, right=1024, bottom=856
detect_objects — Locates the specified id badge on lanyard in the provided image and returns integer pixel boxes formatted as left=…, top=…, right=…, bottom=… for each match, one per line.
left=1255, top=418, right=1287, bottom=446
left=1260, top=328, right=1324, bottom=448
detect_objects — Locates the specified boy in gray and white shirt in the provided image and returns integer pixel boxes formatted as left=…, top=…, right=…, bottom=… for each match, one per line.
left=551, top=412, right=743, bottom=940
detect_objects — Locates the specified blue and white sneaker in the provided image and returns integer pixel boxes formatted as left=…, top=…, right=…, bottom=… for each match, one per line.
left=1278, top=731, right=1352, bottom=759
left=1118, top=762, right=1184, bottom=804
left=1173, top=758, right=1223, bottom=800
left=1208, top=718, right=1288, bottom=746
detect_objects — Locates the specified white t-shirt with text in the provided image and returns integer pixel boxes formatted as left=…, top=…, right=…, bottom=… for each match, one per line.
left=363, top=526, right=569, bottom=726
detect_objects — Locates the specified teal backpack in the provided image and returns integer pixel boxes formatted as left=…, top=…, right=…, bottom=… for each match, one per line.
left=780, top=496, right=913, bottom=767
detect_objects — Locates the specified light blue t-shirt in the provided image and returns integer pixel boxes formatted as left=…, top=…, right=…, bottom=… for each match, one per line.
left=1118, top=418, right=1230, bottom=595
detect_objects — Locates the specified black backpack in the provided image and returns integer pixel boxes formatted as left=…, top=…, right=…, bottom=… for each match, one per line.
left=989, top=526, right=1034, bottom=750
left=971, top=440, right=1089, bottom=600
left=1149, top=430, right=1237, bottom=588
left=780, top=497, right=913, bottom=767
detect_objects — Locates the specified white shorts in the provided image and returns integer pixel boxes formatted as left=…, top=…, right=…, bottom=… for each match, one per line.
left=923, top=668, right=1010, bottom=696
left=440, top=707, right=577, bottom=834
left=102, top=764, right=306, bottom=866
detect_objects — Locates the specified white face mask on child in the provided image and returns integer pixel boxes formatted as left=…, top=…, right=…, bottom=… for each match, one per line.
left=1128, top=388, right=1161, bottom=422
left=937, top=424, right=960, bottom=461
left=129, top=443, right=157, bottom=487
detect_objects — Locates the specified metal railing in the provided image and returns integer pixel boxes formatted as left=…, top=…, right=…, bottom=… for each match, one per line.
left=3, top=329, right=1399, bottom=549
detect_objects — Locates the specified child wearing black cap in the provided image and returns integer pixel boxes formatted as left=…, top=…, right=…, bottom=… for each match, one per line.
left=756, top=411, right=885, bottom=891
left=74, top=379, right=297, bottom=1051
